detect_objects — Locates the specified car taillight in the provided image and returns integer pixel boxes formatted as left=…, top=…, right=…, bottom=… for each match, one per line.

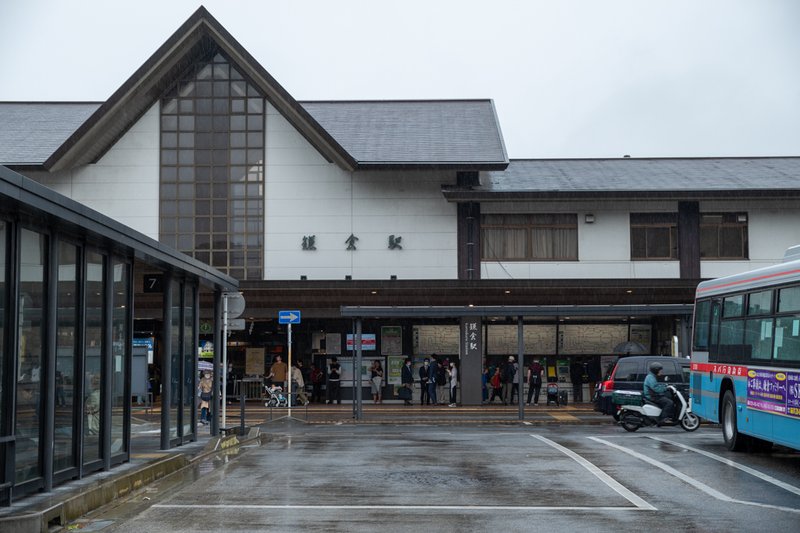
left=603, top=379, right=614, bottom=392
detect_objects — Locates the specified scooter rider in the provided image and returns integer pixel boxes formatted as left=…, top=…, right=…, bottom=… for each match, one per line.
left=643, top=362, right=674, bottom=425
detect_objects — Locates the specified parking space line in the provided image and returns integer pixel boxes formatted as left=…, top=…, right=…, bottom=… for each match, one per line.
left=589, top=437, right=800, bottom=515
left=646, top=436, right=800, bottom=497
left=152, top=504, right=648, bottom=512
left=531, top=435, right=656, bottom=510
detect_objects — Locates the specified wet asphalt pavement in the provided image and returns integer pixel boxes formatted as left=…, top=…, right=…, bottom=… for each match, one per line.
left=77, top=421, right=800, bottom=532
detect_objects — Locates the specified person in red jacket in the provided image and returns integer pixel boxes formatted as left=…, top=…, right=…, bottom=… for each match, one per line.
left=489, top=367, right=503, bottom=403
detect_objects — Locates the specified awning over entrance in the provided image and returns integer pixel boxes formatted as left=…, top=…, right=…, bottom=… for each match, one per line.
left=340, top=304, right=694, bottom=318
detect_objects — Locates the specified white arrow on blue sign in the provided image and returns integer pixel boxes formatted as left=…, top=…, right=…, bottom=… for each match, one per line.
left=278, top=310, right=301, bottom=324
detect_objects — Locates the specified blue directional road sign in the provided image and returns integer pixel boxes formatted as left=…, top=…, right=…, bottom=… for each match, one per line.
left=278, top=310, right=301, bottom=324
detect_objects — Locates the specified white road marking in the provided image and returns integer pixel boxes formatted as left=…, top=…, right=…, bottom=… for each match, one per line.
left=589, top=437, right=800, bottom=515
left=152, top=504, right=648, bottom=512
left=647, top=436, right=800, bottom=497
left=531, top=434, right=656, bottom=510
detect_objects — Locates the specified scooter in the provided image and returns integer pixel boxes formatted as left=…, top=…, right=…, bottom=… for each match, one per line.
left=618, top=385, right=700, bottom=432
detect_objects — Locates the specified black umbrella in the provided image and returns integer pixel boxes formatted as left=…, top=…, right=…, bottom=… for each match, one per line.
left=612, top=341, right=647, bottom=355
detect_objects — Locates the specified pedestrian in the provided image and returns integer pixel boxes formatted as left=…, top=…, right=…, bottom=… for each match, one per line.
left=297, top=359, right=310, bottom=399
left=502, top=356, right=516, bottom=405
left=267, top=354, right=288, bottom=390
left=570, top=360, right=584, bottom=402
left=511, top=356, right=520, bottom=404
left=291, top=362, right=309, bottom=405
left=310, top=363, right=324, bottom=403
left=428, top=355, right=439, bottom=406
left=327, top=357, right=341, bottom=404
left=481, top=364, right=489, bottom=404
left=527, top=358, right=544, bottom=406
left=400, top=357, right=414, bottom=406
left=371, top=360, right=384, bottom=404
left=437, top=355, right=448, bottom=404
left=419, top=358, right=431, bottom=405
left=447, top=362, right=458, bottom=407
left=198, top=370, right=213, bottom=425
left=489, top=367, right=502, bottom=403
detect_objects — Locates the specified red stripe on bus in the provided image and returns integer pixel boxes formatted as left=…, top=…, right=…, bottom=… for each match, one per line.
left=696, top=268, right=800, bottom=293
left=690, top=362, right=748, bottom=377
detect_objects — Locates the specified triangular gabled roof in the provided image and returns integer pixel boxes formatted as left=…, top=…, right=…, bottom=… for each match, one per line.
left=45, top=6, right=358, bottom=172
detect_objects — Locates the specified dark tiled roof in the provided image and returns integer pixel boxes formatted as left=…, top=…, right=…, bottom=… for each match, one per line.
left=0, top=102, right=100, bottom=165
left=0, top=100, right=508, bottom=167
left=301, top=100, right=507, bottom=166
left=482, top=158, right=800, bottom=192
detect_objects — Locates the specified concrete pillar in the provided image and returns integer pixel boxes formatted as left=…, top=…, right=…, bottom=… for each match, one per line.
left=460, top=317, right=483, bottom=405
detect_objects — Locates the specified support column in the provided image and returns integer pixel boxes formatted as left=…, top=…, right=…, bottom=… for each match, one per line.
left=517, top=316, right=524, bottom=420
left=458, top=202, right=481, bottom=280
left=102, top=254, right=113, bottom=470
left=211, top=289, right=221, bottom=436
left=460, top=316, right=483, bottom=405
left=43, top=235, right=58, bottom=490
left=355, top=319, right=363, bottom=420
left=678, top=201, right=700, bottom=279
left=161, top=274, right=173, bottom=450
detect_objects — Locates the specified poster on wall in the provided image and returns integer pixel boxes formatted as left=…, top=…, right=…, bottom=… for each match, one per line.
left=629, top=324, right=652, bottom=349
left=412, top=325, right=460, bottom=355
left=386, top=355, right=406, bottom=385
left=334, top=356, right=384, bottom=386
left=347, top=334, right=376, bottom=351
left=559, top=324, right=628, bottom=354
left=381, top=326, right=403, bottom=355
left=326, top=333, right=342, bottom=355
left=486, top=324, right=557, bottom=355
left=246, top=347, right=265, bottom=375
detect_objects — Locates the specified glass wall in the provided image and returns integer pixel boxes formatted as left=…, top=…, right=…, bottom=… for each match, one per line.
left=170, top=281, right=181, bottom=439
left=111, top=260, right=128, bottom=455
left=84, top=251, right=105, bottom=466
left=182, top=284, right=195, bottom=438
left=55, top=242, right=79, bottom=473
left=15, top=228, right=46, bottom=484
left=159, top=51, right=265, bottom=280
left=0, top=222, right=6, bottom=486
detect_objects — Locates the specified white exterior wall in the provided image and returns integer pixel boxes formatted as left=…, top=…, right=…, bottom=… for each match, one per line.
left=18, top=100, right=800, bottom=284
left=481, top=198, right=800, bottom=280
left=264, top=103, right=458, bottom=280
left=30, top=104, right=161, bottom=239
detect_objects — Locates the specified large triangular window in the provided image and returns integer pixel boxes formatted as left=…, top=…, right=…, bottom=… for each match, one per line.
left=159, top=52, right=264, bottom=280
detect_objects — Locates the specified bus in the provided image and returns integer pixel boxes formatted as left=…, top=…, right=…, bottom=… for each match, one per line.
left=691, top=245, right=800, bottom=452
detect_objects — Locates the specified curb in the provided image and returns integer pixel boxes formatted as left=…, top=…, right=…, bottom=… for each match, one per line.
left=0, top=429, right=263, bottom=533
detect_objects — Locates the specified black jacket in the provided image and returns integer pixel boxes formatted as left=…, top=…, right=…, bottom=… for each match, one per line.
left=401, top=364, right=414, bottom=385
left=419, top=365, right=430, bottom=383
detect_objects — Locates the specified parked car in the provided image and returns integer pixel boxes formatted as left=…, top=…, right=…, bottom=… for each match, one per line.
left=593, top=355, right=690, bottom=416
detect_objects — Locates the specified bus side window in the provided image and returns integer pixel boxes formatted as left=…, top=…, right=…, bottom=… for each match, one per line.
left=708, top=300, right=722, bottom=361
left=693, top=300, right=711, bottom=351
left=774, top=316, right=800, bottom=362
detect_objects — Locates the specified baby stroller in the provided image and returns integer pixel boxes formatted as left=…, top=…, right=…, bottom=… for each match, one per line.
left=546, top=381, right=560, bottom=406
left=264, top=384, right=288, bottom=407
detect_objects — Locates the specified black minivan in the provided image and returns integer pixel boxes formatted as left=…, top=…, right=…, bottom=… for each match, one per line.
left=594, top=355, right=691, bottom=415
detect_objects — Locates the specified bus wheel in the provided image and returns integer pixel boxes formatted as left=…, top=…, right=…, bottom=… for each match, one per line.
left=722, top=390, right=749, bottom=451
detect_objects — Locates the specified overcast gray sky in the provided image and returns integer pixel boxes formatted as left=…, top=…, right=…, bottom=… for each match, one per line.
left=2, top=0, right=799, bottom=159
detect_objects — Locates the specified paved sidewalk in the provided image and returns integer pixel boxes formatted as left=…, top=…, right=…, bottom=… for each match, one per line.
left=0, top=400, right=613, bottom=531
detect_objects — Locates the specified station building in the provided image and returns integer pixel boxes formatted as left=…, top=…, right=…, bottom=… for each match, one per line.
left=3, top=7, right=800, bottom=419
